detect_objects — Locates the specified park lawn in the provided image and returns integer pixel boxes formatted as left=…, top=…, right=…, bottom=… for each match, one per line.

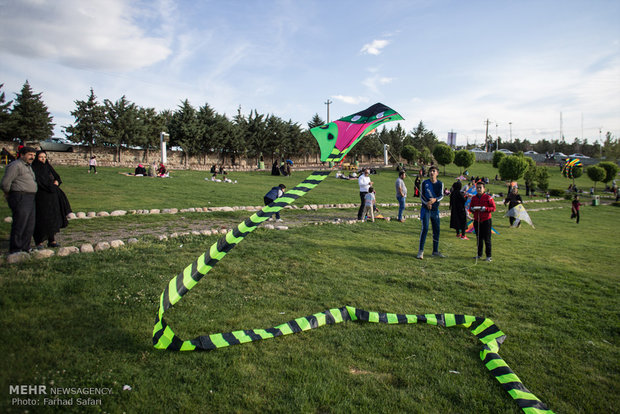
left=0, top=201, right=618, bottom=413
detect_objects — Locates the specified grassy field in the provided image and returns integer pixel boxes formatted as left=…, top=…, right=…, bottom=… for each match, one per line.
left=0, top=162, right=618, bottom=413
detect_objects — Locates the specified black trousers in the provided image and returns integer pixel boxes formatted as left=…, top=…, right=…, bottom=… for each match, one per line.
left=474, top=219, right=492, bottom=258
left=264, top=196, right=280, bottom=220
left=7, top=192, right=36, bottom=253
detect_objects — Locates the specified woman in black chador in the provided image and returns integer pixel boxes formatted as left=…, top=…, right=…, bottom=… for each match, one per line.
left=449, top=180, right=468, bottom=239
left=31, top=151, right=71, bottom=248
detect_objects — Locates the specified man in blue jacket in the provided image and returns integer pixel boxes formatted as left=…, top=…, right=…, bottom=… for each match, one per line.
left=264, top=184, right=286, bottom=222
left=417, top=166, right=445, bottom=259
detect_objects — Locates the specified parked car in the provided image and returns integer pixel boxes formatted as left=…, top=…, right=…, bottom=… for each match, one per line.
left=569, top=153, right=590, bottom=159
left=469, top=148, right=486, bottom=153
left=39, top=138, right=74, bottom=152
left=524, top=150, right=538, bottom=155
left=498, top=149, right=513, bottom=154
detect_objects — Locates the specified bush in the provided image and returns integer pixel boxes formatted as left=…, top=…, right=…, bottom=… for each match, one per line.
left=548, top=189, right=564, bottom=197
left=597, top=161, right=619, bottom=183
left=454, top=150, right=475, bottom=173
left=498, top=155, right=529, bottom=181
left=492, top=151, right=505, bottom=168
left=432, top=144, right=454, bottom=175
left=586, top=165, right=606, bottom=190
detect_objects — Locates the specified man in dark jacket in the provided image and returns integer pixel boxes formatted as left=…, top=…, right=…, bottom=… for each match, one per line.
left=1, top=146, right=38, bottom=253
left=264, top=184, right=286, bottom=222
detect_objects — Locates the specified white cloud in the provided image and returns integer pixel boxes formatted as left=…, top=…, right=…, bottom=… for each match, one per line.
left=0, top=0, right=171, bottom=71
left=332, top=95, right=369, bottom=105
left=360, top=39, right=389, bottom=55
left=362, top=75, right=394, bottom=94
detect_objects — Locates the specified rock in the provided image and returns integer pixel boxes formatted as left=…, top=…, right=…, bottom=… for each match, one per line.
left=201, top=229, right=212, bottom=236
left=219, top=229, right=228, bottom=235
left=110, top=240, right=125, bottom=248
left=75, top=212, right=86, bottom=218
left=180, top=208, right=189, bottom=213
left=149, top=209, right=160, bottom=214
left=264, top=224, right=275, bottom=230
left=32, top=249, right=55, bottom=259
left=170, top=232, right=178, bottom=238
left=7, top=252, right=30, bottom=264
left=97, top=211, right=110, bottom=217
left=221, top=207, right=234, bottom=212
left=129, top=210, right=137, bottom=214
left=180, top=232, right=190, bottom=236
left=275, top=225, right=289, bottom=230
left=158, top=235, right=168, bottom=241
left=110, top=210, right=127, bottom=217
left=127, top=238, right=139, bottom=244
left=95, top=242, right=110, bottom=251
left=162, top=209, right=172, bottom=214
left=87, top=211, right=97, bottom=218
left=57, top=246, right=79, bottom=256
left=191, top=231, right=201, bottom=235
left=80, top=243, right=94, bottom=253
left=67, top=212, right=77, bottom=220
left=187, top=207, right=196, bottom=212
left=3, top=216, right=12, bottom=223
left=169, top=208, right=178, bottom=214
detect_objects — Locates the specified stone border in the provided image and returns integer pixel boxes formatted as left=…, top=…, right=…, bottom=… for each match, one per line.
left=2, top=197, right=567, bottom=224
left=2, top=202, right=568, bottom=265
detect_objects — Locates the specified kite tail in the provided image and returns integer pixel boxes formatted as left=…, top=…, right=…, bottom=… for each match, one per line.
left=153, top=170, right=332, bottom=351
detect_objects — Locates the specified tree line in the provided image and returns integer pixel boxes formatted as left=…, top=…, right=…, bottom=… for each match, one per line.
left=1, top=81, right=619, bottom=166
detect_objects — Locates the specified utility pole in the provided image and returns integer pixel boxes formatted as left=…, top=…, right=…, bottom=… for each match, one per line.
left=324, top=99, right=333, bottom=123
left=484, top=119, right=490, bottom=152
left=509, top=121, right=512, bottom=141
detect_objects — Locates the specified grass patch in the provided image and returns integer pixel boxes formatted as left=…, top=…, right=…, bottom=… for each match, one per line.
left=1, top=203, right=618, bottom=412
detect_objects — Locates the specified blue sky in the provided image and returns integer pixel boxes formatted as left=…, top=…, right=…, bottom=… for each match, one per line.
left=1, top=0, right=618, bottom=146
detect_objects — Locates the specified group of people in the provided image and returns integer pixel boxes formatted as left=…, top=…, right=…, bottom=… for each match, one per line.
left=2, top=147, right=71, bottom=253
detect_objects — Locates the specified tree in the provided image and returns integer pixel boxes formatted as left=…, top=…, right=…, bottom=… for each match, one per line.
left=168, top=100, right=200, bottom=167
left=454, top=150, right=475, bottom=174
left=409, top=121, right=439, bottom=152
left=586, top=165, right=606, bottom=191
left=498, top=155, right=529, bottom=181
left=492, top=151, right=505, bottom=168
left=418, top=146, right=433, bottom=165
left=137, top=107, right=166, bottom=162
left=65, top=88, right=107, bottom=157
left=103, top=96, right=142, bottom=162
left=10, top=80, right=54, bottom=142
left=523, top=163, right=538, bottom=195
left=401, top=145, right=419, bottom=165
left=432, top=144, right=454, bottom=175
left=536, top=167, right=550, bottom=191
left=0, top=83, right=14, bottom=140
left=597, top=161, right=619, bottom=184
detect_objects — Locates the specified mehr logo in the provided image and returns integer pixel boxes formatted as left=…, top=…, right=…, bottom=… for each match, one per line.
left=9, top=385, right=47, bottom=395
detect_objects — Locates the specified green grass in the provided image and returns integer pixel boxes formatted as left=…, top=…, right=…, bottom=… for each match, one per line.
left=1, top=190, right=618, bottom=413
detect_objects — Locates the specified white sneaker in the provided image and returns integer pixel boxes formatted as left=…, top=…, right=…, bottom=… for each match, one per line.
left=276, top=219, right=283, bottom=222
left=416, top=251, right=424, bottom=260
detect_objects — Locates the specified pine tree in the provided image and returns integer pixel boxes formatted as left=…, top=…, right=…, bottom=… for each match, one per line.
left=10, top=80, right=54, bottom=142
left=103, top=96, right=141, bottom=163
left=0, top=83, right=14, bottom=140
left=65, top=88, right=106, bottom=156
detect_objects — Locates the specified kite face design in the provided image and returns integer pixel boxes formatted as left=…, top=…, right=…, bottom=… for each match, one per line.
left=151, top=103, right=553, bottom=413
left=310, top=103, right=403, bottom=163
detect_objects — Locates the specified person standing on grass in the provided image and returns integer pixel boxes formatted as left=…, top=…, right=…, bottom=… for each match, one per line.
left=395, top=171, right=407, bottom=222
left=449, top=181, right=468, bottom=239
left=357, top=169, right=373, bottom=220
left=88, top=155, right=97, bottom=174
left=1, top=146, right=38, bottom=253
left=469, top=182, right=496, bottom=262
left=571, top=195, right=582, bottom=224
left=504, top=187, right=523, bottom=227
left=417, top=166, right=444, bottom=259
left=264, top=184, right=286, bottom=222
left=363, top=186, right=376, bottom=222
left=414, top=175, right=421, bottom=197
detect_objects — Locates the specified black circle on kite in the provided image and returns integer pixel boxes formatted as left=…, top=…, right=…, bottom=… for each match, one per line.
left=327, top=133, right=335, bottom=140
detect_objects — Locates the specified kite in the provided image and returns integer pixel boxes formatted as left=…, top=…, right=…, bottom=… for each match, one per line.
left=151, top=103, right=553, bottom=413
left=561, top=158, right=582, bottom=179
left=466, top=219, right=500, bottom=235
left=505, top=204, right=535, bottom=228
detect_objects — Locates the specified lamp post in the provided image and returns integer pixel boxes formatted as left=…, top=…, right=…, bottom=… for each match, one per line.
left=160, top=132, right=170, bottom=164
left=324, top=99, right=333, bottom=123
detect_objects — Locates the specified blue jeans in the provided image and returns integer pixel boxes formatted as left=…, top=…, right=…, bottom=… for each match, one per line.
left=396, top=195, right=406, bottom=220
left=419, top=207, right=440, bottom=253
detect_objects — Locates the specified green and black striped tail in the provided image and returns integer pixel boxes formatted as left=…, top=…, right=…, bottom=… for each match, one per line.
left=153, top=170, right=331, bottom=351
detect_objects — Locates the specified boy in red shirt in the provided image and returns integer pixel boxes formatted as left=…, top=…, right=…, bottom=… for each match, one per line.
left=468, top=182, right=496, bottom=261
